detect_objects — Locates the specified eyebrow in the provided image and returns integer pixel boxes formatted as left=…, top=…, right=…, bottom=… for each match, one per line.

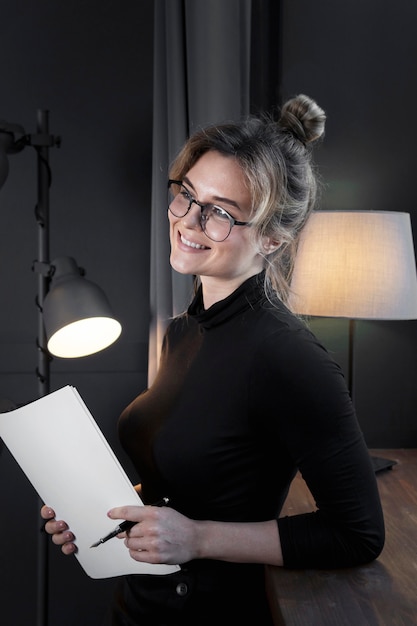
left=182, top=175, right=242, bottom=211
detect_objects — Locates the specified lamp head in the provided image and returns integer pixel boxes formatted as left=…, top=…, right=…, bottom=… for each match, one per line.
left=43, top=256, right=122, bottom=358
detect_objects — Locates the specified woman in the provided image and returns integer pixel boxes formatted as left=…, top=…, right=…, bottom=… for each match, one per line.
left=41, top=94, right=384, bottom=625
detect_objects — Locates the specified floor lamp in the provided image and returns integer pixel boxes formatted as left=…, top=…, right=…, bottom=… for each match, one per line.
left=0, top=110, right=122, bottom=626
left=289, top=210, right=417, bottom=472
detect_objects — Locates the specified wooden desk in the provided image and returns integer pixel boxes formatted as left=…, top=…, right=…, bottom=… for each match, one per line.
left=266, top=449, right=417, bottom=625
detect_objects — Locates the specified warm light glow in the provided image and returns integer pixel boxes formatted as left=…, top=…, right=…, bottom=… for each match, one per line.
left=47, top=317, right=122, bottom=358
left=289, top=210, right=417, bottom=320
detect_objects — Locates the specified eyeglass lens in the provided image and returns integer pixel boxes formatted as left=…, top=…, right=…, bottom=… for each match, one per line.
left=168, top=182, right=232, bottom=242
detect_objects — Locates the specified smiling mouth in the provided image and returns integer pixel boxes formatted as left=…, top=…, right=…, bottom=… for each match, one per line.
left=180, top=234, right=209, bottom=250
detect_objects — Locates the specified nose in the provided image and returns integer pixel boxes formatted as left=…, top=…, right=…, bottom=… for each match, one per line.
left=181, top=200, right=202, bottom=230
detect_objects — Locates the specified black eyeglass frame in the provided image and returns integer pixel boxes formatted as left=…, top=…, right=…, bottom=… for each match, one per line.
left=167, top=179, right=249, bottom=242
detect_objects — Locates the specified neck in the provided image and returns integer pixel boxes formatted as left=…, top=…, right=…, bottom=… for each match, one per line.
left=200, top=273, right=258, bottom=309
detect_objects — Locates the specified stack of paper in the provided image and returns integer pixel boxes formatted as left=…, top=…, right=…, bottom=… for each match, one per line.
left=0, top=385, right=179, bottom=578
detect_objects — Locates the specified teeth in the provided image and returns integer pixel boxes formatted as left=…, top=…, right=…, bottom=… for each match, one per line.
left=181, top=235, right=208, bottom=249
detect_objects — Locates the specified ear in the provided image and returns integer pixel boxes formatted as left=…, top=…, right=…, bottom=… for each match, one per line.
left=262, top=237, right=281, bottom=255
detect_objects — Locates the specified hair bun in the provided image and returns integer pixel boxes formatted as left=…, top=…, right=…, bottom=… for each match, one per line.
left=279, top=94, right=326, bottom=145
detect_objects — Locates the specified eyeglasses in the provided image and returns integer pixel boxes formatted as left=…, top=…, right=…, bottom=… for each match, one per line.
left=167, top=179, right=249, bottom=242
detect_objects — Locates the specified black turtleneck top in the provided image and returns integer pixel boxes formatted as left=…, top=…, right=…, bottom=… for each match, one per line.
left=118, top=272, right=384, bottom=569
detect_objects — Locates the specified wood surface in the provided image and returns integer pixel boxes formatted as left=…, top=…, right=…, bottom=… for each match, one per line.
left=266, top=449, right=417, bottom=625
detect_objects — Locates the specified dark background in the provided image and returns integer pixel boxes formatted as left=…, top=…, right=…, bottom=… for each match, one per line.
left=0, top=1, right=416, bottom=624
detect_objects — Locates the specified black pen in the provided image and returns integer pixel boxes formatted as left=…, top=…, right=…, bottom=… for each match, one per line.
left=90, top=497, right=170, bottom=548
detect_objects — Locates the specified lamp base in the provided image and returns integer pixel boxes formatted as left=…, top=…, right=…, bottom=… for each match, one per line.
left=371, top=455, right=397, bottom=473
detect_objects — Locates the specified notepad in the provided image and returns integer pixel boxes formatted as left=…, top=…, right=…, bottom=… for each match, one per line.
left=0, top=385, right=179, bottom=579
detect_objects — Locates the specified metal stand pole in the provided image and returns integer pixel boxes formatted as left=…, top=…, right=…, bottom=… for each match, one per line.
left=36, top=109, right=51, bottom=626
left=347, top=318, right=355, bottom=402
left=348, top=318, right=396, bottom=473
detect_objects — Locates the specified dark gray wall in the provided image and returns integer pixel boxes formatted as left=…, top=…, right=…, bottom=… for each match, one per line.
left=0, top=1, right=154, bottom=624
left=1, top=1, right=417, bottom=625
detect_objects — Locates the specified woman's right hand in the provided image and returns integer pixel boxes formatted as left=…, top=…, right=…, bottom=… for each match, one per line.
left=40, top=504, right=77, bottom=555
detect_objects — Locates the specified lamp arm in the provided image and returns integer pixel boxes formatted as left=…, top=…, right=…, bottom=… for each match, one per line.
left=28, top=132, right=61, bottom=149
left=32, top=261, right=54, bottom=278
left=0, top=127, right=60, bottom=156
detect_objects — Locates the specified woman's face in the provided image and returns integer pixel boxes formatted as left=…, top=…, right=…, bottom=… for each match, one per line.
left=168, top=150, right=265, bottom=287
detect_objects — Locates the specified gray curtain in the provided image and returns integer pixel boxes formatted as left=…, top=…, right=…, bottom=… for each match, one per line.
left=148, top=0, right=252, bottom=384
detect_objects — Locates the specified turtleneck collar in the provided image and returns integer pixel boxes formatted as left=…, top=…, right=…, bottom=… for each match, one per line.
left=187, top=272, right=266, bottom=330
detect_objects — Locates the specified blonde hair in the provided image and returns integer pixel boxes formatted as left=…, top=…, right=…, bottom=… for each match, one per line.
left=169, top=94, right=326, bottom=305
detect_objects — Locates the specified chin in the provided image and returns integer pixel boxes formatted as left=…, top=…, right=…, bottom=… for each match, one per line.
left=170, top=257, right=195, bottom=276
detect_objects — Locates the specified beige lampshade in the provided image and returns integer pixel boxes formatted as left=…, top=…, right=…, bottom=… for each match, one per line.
left=289, top=210, right=417, bottom=320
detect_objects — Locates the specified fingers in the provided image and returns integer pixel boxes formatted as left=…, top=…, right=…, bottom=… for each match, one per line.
left=107, top=505, right=143, bottom=522
left=59, top=537, right=77, bottom=556
left=48, top=519, right=69, bottom=539
left=40, top=504, right=77, bottom=555
left=51, top=523, right=77, bottom=555
left=40, top=504, right=55, bottom=520
left=108, top=503, right=160, bottom=523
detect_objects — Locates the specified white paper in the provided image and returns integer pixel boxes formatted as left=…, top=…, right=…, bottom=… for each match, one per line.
left=0, top=385, right=179, bottom=579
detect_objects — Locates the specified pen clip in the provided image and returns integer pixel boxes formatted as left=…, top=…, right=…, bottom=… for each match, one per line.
left=152, top=496, right=170, bottom=507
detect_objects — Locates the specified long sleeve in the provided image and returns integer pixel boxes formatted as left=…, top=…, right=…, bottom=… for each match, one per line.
left=252, top=325, right=385, bottom=568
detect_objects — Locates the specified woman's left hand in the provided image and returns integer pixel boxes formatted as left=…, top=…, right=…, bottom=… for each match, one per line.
left=107, top=504, right=199, bottom=565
